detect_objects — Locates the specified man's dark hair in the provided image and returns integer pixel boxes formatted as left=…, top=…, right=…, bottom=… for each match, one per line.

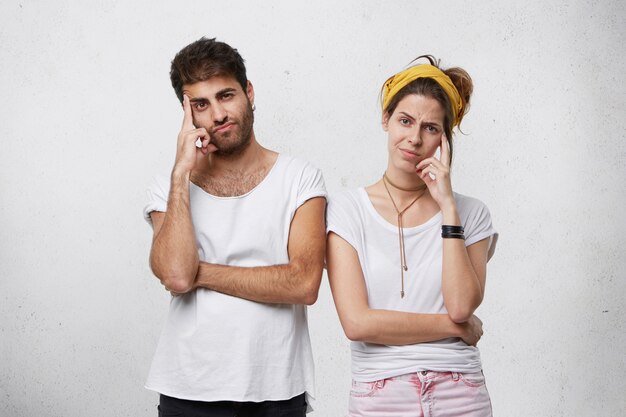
left=170, top=37, right=248, bottom=103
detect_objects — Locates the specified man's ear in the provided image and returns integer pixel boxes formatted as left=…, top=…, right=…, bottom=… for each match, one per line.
left=246, top=80, right=255, bottom=105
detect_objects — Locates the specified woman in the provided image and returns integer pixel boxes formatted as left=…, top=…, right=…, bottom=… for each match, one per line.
left=326, top=56, right=498, bottom=416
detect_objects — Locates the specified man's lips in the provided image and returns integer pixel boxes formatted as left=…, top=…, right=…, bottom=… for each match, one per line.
left=213, top=123, right=235, bottom=133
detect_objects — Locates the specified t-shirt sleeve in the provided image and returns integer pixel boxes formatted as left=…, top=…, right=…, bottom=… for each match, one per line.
left=326, top=192, right=361, bottom=251
left=296, top=162, right=327, bottom=208
left=143, top=174, right=169, bottom=227
left=461, top=196, right=498, bottom=261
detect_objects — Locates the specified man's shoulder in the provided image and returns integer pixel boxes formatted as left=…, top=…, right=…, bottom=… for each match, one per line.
left=273, top=154, right=324, bottom=186
left=276, top=153, right=320, bottom=172
left=146, top=173, right=171, bottom=194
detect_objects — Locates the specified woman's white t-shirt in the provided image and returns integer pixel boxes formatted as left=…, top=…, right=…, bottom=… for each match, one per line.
left=327, top=188, right=498, bottom=382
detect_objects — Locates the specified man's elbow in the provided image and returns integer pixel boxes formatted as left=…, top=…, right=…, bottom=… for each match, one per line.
left=300, top=289, right=319, bottom=306
left=299, top=274, right=321, bottom=305
left=150, top=260, right=196, bottom=294
left=154, top=270, right=194, bottom=293
left=294, top=267, right=322, bottom=305
left=161, top=276, right=194, bottom=294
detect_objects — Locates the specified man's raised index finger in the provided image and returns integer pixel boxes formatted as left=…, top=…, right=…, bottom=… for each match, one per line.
left=181, top=95, right=194, bottom=130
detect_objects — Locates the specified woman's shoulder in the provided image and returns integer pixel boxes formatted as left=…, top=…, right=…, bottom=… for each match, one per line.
left=453, top=192, right=497, bottom=249
left=328, top=187, right=364, bottom=208
left=327, top=188, right=369, bottom=223
left=326, top=188, right=369, bottom=238
left=453, top=192, right=491, bottom=214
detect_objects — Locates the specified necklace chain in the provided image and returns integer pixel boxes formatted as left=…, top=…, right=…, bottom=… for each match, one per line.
left=383, top=172, right=427, bottom=192
left=382, top=173, right=427, bottom=298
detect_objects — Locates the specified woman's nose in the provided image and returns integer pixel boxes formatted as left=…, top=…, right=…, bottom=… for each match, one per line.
left=407, top=130, right=422, bottom=146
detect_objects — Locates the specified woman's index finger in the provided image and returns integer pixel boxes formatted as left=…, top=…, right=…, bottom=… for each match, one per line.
left=441, top=132, right=451, bottom=166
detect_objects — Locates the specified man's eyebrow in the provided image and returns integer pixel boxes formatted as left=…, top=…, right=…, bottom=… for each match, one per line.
left=216, top=87, right=237, bottom=96
left=188, top=88, right=237, bottom=103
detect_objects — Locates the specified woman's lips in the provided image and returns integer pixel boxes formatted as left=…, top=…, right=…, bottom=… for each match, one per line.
left=400, top=148, right=419, bottom=160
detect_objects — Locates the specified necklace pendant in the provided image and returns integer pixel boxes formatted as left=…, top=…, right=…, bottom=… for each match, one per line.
left=400, top=290, right=405, bottom=298
left=403, top=266, right=408, bottom=271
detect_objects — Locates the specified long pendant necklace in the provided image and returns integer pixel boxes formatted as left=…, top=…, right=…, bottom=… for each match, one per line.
left=382, top=172, right=427, bottom=298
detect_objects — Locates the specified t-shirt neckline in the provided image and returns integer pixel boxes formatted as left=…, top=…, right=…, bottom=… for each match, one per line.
left=357, top=187, right=442, bottom=235
left=190, top=153, right=282, bottom=200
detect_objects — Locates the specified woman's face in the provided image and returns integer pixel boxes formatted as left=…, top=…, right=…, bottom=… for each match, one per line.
left=383, top=94, right=445, bottom=173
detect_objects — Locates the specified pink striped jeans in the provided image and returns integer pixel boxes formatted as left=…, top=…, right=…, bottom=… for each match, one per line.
left=348, top=371, right=492, bottom=417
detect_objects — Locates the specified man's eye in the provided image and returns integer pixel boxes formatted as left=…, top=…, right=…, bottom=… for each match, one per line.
left=195, top=102, right=207, bottom=110
left=221, top=93, right=234, bottom=99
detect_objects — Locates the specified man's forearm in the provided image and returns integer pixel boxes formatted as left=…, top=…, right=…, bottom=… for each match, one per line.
left=193, top=197, right=326, bottom=305
left=194, top=260, right=322, bottom=305
left=150, top=168, right=199, bottom=292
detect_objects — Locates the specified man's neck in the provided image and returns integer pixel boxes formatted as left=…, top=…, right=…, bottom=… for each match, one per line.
left=191, top=134, right=278, bottom=197
left=199, top=131, right=264, bottom=173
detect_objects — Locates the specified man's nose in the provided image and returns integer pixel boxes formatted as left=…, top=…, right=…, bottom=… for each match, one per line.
left=212, top=103, right=228, bottom=123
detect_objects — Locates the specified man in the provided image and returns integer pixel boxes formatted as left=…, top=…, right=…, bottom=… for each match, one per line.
left=143, top=37, right=326, bottom=416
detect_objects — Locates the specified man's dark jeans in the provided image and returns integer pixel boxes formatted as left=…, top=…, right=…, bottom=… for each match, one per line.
left=158, top=392, right=307, bottom=417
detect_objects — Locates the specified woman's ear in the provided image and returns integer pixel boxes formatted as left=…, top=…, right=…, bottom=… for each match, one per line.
left=382, top=112, right=390, bottom=132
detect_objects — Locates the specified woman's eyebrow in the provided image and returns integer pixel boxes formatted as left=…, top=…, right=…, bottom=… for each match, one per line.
left=398, top=111, right=416, bottom=121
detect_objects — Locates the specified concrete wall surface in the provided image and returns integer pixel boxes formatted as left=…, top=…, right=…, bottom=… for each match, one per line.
left=1, top=1, right=624, bottom=416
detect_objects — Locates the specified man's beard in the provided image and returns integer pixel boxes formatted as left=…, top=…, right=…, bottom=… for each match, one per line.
left=210, top=102, right=254, bottom=157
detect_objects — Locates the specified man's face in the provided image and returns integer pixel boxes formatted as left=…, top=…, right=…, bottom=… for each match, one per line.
left=182, top=75, right=254, bottom=156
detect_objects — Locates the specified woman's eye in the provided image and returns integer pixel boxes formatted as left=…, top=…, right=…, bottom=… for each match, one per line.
left=425, top=125, right=437, bottom=132
left=399, top=118, right=410, bottom=125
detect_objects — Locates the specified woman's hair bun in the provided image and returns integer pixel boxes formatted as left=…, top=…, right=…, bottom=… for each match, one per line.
left=444, top=66, right=473, bottom=126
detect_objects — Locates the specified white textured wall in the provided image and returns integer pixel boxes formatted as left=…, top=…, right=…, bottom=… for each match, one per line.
left=1, top=1, right=625, bottom=416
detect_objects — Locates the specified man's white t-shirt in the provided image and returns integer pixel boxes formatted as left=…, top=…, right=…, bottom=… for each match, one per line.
left=143, top=154, right=326, bottom=403
left=327, top=188, right=498, bottom=382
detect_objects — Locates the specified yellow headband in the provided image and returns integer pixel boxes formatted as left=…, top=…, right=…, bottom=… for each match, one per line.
left=382, top=64, right=463, bottom=127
